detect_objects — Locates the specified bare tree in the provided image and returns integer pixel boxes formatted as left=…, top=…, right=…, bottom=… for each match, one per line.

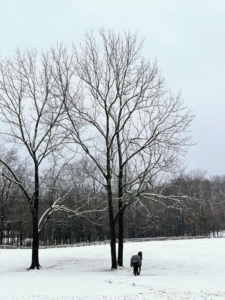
left=63, top=29, right=194, bottom=268
left=0, top=48, right=75, bottom=268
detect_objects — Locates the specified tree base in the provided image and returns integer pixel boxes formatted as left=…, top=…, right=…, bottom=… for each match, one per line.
left=28, top=263, right=41, bottom=270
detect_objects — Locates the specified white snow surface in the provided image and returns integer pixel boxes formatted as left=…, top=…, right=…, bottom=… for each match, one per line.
left=1, top=238, right=225, bottom=299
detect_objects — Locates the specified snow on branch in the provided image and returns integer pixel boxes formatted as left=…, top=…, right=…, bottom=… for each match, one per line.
left=38, top=189, right=108, bottom=234
left=140, top=192, right=195, bottom=210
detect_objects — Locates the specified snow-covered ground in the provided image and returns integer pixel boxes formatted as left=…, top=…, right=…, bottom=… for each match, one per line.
left=1, top=238, right=225, bottom=299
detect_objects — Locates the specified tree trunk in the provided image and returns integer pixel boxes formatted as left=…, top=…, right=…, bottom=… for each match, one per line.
left=0, top=207, right=4, bottom=245
left=107, top=182, right=117, bottom=269
left=29, top=162, right=40, bottom=269
left=117, top=130, right=124, bottom=267
left=118, top=210, right=124, bottom=266
left=118, top=170, right=124, bottom=266
left=29, top=214, right=40, bottom=269
left=109, top=217, right=117, bottom=269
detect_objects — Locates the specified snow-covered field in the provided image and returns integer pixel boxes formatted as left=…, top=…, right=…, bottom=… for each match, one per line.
left=1, top=238, right=225, bottom=300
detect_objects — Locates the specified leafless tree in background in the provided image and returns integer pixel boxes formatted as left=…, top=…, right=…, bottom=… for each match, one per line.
left=0, top=147, right=32, bottom=246
left=0, top=148, right=16, bottom=245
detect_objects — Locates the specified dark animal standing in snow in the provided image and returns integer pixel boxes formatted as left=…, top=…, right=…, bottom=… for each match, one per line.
left=130, top=251, right=142, bottom=276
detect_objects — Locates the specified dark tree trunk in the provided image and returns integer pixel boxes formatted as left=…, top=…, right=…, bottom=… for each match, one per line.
left=0, top=207, right=4, bottom=245
left=109, top=218, right=117, bottom=269
left=29, top=162, right=40, bottom=269
left=118, top=209, right=124, bottom=266
left=118, top=173, right=124, bottom=266
left=30, top=214, right=40, bottom=269
left=117, top=130, right=124, bottom=267
left=107, top=183, right=117, bottom=269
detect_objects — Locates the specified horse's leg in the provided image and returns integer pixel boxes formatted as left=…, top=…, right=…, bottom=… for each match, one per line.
left=132, top=263, right=138, bottom=276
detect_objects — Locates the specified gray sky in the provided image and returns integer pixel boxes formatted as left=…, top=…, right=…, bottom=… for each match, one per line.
left=1, top=0, right=225, bottom=175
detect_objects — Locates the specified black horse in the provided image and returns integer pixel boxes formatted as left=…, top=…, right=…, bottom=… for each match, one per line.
left=130, top=251, right=143, bottom=276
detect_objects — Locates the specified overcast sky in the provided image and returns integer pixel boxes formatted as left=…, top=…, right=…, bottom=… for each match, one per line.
left=1, top=0, right=225, bottom=176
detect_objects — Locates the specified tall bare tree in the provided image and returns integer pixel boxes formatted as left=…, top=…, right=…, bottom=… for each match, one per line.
left=0, top=48, right=73, bottom=268
left=63, top=29, right=194, bottom=268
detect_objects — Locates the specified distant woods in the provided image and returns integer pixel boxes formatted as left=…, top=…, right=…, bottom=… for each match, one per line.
left=1, top=169, right=225, bottom=246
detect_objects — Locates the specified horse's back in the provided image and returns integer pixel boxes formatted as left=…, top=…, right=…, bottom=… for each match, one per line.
left=130, top=254, right=142, bottom=267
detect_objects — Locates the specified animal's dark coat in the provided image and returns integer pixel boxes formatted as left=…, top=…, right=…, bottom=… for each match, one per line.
left=130, top=254, right=142, bottom=267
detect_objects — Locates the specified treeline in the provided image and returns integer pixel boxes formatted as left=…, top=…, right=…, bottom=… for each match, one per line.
left=1, top=168, right=225, bottom=246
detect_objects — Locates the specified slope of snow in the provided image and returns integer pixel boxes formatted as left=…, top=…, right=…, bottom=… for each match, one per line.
left=1, top=238, right=225, bottom=299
